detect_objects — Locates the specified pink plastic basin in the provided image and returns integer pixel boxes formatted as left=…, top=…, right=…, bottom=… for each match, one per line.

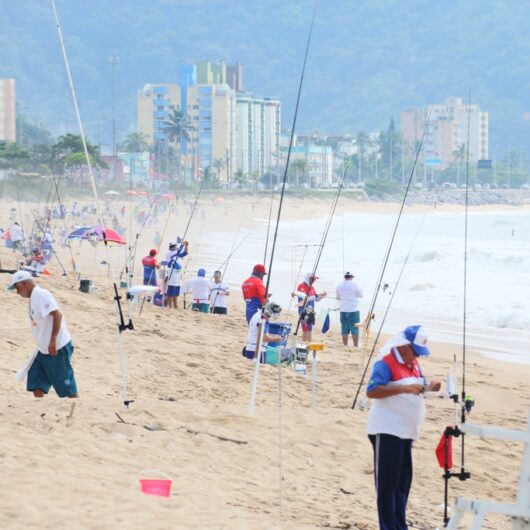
left=139, top=478, right=172, bottom=497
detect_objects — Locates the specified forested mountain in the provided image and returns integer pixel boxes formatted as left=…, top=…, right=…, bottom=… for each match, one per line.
left=2, top=0, right=530, bottom=154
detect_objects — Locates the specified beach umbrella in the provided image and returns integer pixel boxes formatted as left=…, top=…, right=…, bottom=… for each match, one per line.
left=104, top=190, right=120, bottom=196
left=67, top=226, right=92, bottom=240
left=126, top=190, right=139, bottom=196
left=82, top=226, right=126, bottom=245
left=161, top=193, right=176, bottom=200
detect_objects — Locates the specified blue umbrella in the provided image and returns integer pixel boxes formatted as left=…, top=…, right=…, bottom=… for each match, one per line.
left=67, top=226, right=92, bottom=240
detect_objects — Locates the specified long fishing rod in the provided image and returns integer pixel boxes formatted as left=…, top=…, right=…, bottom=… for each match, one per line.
left=263, top=10, right=316, bottom=300
left=52, top=0, right=133, bottom=408
left=362, top=108, right=432, bottom=341
left=351, top=207, right=432, bottom=409
left=350, top=109, right=431, bottom=408
left=293, top=161, right=350, bottom=336
left=181, top=171, right=207, bottom=242
left=51, top=175, right=79, bottom=279
left=250, top=6, right=316, bottom=411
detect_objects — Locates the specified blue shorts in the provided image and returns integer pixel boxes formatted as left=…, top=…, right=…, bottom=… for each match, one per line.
left=27, top=341, right=78, bottom=397
left=340, top=311, right=360, bottom=335
left=167, top=285, right=180, bottom=297
left=192, top=302, right=210, bottom=314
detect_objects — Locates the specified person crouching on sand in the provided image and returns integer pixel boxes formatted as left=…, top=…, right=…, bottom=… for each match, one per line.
left=9, top=270, right=78, bottom=398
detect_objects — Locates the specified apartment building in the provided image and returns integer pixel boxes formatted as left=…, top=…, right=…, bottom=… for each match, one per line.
left=0, top=79, right=16, bottom=142
left=401, top=97, right=489, bottom=168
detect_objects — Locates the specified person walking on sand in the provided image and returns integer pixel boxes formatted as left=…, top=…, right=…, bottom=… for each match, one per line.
left=241, top=264, right=268, bottom=323
left=10, top=221, right=24, bottom=252
left=8, top=270, right=78, bottom=398
left=366, top=325, right=440, bottom=530
left=336, top=271, right=364, bottom=347
left=209, top=270, right=230, bottom=315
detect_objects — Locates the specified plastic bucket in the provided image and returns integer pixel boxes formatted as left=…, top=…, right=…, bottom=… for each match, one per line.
left=264, top=346, right=279, bottom=366
left=139, top=470, right=172, bottom=497
left=267, top=322, right=292, bottom=347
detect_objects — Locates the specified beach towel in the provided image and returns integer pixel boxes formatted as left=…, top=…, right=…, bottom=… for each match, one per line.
left=15, top=349, right=38, bottom=382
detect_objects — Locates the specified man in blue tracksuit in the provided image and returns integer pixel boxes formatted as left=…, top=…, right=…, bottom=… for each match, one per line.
left=366, top=325, right=441, bottom=530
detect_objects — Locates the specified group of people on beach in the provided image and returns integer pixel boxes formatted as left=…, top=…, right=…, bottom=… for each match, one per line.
left=5, top=202, right=441, bottom=530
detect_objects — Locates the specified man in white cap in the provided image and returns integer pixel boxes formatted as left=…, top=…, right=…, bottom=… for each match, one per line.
left=366, top=325, right=440, bottom=530
left=8, top=270, right=78, bottom=398
left=336, top=271, right=364, bottom=347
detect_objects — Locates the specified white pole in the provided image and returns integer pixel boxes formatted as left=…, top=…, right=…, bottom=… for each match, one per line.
left=249, top=319, right=266, bottom=416
left=311, top=350, right=317, bottom=409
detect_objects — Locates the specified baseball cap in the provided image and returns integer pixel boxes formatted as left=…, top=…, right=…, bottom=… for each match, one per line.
left=149, top=248, right=157, bottom=256
left=344, top=271, right=354, bottom=278
left=402, top=325, right=431, bottom=356
left=197, top=268, right=206, bottom=277
left=169, top=241, right=176, bottom=247
left=253, top=264, right=267, bottom=275
left=8, top=270, right=34, bottom=290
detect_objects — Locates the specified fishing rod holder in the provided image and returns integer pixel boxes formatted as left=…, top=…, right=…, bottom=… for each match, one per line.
left=113, top=284, right=134, bottom=333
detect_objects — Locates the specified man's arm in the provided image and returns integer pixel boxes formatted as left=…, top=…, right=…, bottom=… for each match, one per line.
left=367, top=384, right=423, bottom=399
left=48, top=309, right=62, bottom=356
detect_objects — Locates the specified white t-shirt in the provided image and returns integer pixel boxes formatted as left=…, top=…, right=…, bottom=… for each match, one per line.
left=336, top=279, right=364, bottom=312
left=209, top=280, right=229, bottom=309
left=184, top=277, right=210, bottom=302
left=10, top=224, right=23, bottom=242
left=29, top=286, right=72, bottom=354
left=246, top=310, right=267, bottom=353
left=366, top=349, right=426, bottom=441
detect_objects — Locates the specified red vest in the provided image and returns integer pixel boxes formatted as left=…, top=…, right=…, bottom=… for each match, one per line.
left=382, top=351, right=422, bottom=382
left=241, top=275, right=266, bottom=303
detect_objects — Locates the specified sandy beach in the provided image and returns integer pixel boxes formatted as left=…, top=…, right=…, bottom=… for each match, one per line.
left=1, top=193, right=529, bottom=530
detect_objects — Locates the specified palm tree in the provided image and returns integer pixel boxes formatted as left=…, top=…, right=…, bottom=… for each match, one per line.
left=452, top=143, right=466, bottom=186
left=213, top=158, right=225, bottom=179
left=164, top=108, right=194, bottom=180
left=121, top=132, right=150, bottom=153
left=290, top=158, right=307, bottom=187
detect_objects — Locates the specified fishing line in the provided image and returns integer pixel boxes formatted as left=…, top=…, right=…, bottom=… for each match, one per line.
left=263, top=186, right=275, bottom=264
left=52, top=0, right=133, bottom=407
left=350, top=109, right=432, bottom=408
left=362, top=108, right=432, bottom=338
left=293, top=161, right=349, bottom=335
left=351, top=206, right=432, bottom=409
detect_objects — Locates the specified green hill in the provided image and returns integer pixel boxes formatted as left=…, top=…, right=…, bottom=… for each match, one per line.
left=1, top=0, right=529, bottom=154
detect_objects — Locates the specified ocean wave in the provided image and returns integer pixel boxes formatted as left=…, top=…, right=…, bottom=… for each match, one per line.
left=487, top=311, right=530, bottom=331
left=414, top=251, right=442, bottom=262
left=409, top=283, right=435, bottom=291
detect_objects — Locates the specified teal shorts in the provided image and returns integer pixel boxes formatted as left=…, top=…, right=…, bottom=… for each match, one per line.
left=27, top=341, right=78, bottom=397
left=192, top=302, right=210, bottom=314
left=340, top=311, right=360, bottom=336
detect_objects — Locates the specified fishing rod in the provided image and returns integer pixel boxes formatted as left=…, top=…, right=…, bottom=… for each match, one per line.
left=293, top=161, right=350, bottom=336
left=362, top=108, right=433, bottom=340
left=250, top=5, right=316, bottom=416
left=351, top=206, right=433, bottom=410
left=439, top=94, right=474, bottom=529
left=350, top=108, right=432, bottom=409
left=52, top=0, right=133, bottom=408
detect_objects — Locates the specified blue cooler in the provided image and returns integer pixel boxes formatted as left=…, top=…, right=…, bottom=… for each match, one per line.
left=267, top=322, right=292, bottom=347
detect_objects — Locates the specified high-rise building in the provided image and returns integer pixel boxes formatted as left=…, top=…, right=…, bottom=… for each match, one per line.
left=237, top=93, right=281, bottom=179
left=137, top=83, right=181, bottom=144
left=401, top=97, right=488, bottom=168
left=290, top=144, right=333, bottom=187
left=0, top=79, right=16, bottom=142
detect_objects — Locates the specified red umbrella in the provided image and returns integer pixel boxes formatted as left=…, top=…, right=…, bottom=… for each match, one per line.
left=126, top=190, right=139, bottom=196
left=82, top=227, right=126, bottom=245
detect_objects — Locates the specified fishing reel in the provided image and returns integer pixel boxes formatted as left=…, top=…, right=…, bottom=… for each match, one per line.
left=300, top=306, right=316, bottom=325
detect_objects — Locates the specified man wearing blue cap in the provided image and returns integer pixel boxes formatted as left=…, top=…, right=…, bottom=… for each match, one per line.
left=183, top=268, right=210, bottom=313
left=366, top=325, right=441, bottom=530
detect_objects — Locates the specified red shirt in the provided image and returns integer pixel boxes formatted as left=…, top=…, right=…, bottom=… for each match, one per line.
left=241, top=275, right=266, bottom=303
left=296, top=282, right=317, bottom=297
